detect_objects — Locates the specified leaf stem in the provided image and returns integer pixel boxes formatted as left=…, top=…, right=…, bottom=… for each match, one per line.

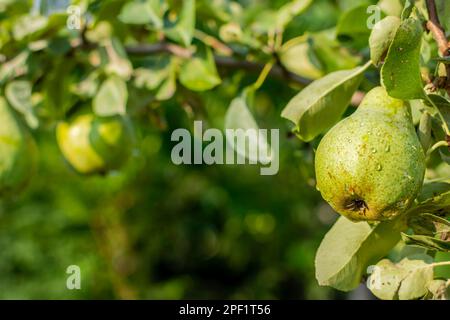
left=427, top=140, right=449, bottom=156
left=252, top=60, right=274, bottom=91
left=428, top=261, right=450, bottom=268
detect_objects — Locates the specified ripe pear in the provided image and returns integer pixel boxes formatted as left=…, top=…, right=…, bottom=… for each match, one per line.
left=56, top=114, right=135, bottom=175
left=0, top=97, right=38, bottom=195
left=315, top=87, right=425, bottom=222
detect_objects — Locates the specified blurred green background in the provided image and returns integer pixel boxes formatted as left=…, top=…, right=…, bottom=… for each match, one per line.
left=0, top=86, right=343, bottom=299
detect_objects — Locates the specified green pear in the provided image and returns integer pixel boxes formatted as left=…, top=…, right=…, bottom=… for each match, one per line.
left=315, top=87, right=425, bottom=222
left=0, top=97, right=38, bottom=195
left=56, top=114, right=135, bottom=175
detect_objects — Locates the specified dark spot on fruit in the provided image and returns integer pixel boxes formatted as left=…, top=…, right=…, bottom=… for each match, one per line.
left=344, top=198, right=369, bottom=214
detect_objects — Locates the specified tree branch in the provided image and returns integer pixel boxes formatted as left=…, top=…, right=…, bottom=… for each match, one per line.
left=125, top=42, right=364, bottom=106
left=426, top=0, right=450, bottom=94
left=125, top=42, right=312, bottom=85
left=125, top=42, right=194, bottom=59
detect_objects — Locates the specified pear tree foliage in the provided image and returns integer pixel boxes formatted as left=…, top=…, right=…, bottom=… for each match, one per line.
left=1, top=0, right=450, bottom=300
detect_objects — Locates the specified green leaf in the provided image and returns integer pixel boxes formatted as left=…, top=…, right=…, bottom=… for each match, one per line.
left=417, top=112, right=432, bottom=152
left=311, top=31, right=361, bottom=73
left=133, top=56, right=171, bottom=90
left=155, top=61, right=177, bottom=101
left=402, top=233, right=450, bottom=252
left=224, top=90, right=272, bottom=164
left=72, top=72, right=100, bottom=100
left=179, top=48, right=221, bottom=91
left=164, top=0, right=195, bottom=46
left=134, top=67, right=167, bottom=90
left=315, top=216, right=404, bottom=292
left=0, top=51, right=30, bottom=85
left=378, top=0, right=403, bottom=16
left=118, top=0, right=163, bottom=27
left=5, top=80, right=38, bottom=129
left=426, top=94, right=450, bottom=138
left=368, top=257, right=433, bottom=300
left=279, top=36, right=323, bottom=79
left=369, top=16, right=401, bottom=66
left=418, top=180, right=450, bottom=203
left=336, top=5, right=377, bottom=48
left=275, top=0, right=313, bottom=31
left=367, top=259, right=405, bottom=299
left=426, top=279, right=450, bottom=300
left=381, top=17, right=425, bottom=100
left=401, top=0, right=414, bottom=20
left=93, top=76, right=128, bottom=116
left=281, top=62, right=370, bottom=142
left=434, top=252, right=450, bottom=279
left=337, top=0, right=371, bottom=11
left=409, top=190, right=450, bottom=217
left=103, top=38, right=133, bottom=79
left=44, top=58, right=75, bottom=118
left=436, top=0, right=450, bottom=30
left=12, top=15, right=47, bottom=41
left=408, top=213, right=450, bottom=236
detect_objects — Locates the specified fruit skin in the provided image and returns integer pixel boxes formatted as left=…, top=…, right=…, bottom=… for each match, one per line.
left=56, top=114, right=135, bottom=175
left=315, top=87, right=426, bottom=222
left=0, top=98, right=38, bottom=195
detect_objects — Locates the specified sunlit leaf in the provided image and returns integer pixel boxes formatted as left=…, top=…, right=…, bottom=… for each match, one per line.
left=164, top=0, right=195, bottom=46
left=281, top=62, right=370, bottom=142
left=5, top=80, right=38, bottom=128
left=279, top=36, right=323, bottom=79
left=402, top=233, right=450, bottom=252
left=224, top=91, right=272, bottom=164
left=118, top=0, right=164, bottom=27
left=381, top=17, right=425, bottom=99
left=368, top=257, right=433, bottom=300
left=179, top=48, right=221, bottom=91
left=369, top=16, right=401, bottom=66
left=93, top=76, right=128, bottom=116
left=315, top=216, right=404, bottom=291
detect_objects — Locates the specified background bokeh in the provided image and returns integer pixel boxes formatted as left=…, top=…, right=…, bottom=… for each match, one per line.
left=0, top=85, right=345, bottom=299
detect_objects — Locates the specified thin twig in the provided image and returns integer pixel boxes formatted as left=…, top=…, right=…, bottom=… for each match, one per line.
left=124, top=42, right=365, bottom=106
left=125, top=42, right=194, bottom=59
left=426, top=0, right=450, bottom=94
left=125, top=42, right=311, bottom=84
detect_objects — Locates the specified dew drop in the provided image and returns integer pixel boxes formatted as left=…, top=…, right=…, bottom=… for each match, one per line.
left=371, top=148, right=377, bottom=154
left=385, top=145, right=390, bottom=152
left=376, top=164, right=382, bottom=171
